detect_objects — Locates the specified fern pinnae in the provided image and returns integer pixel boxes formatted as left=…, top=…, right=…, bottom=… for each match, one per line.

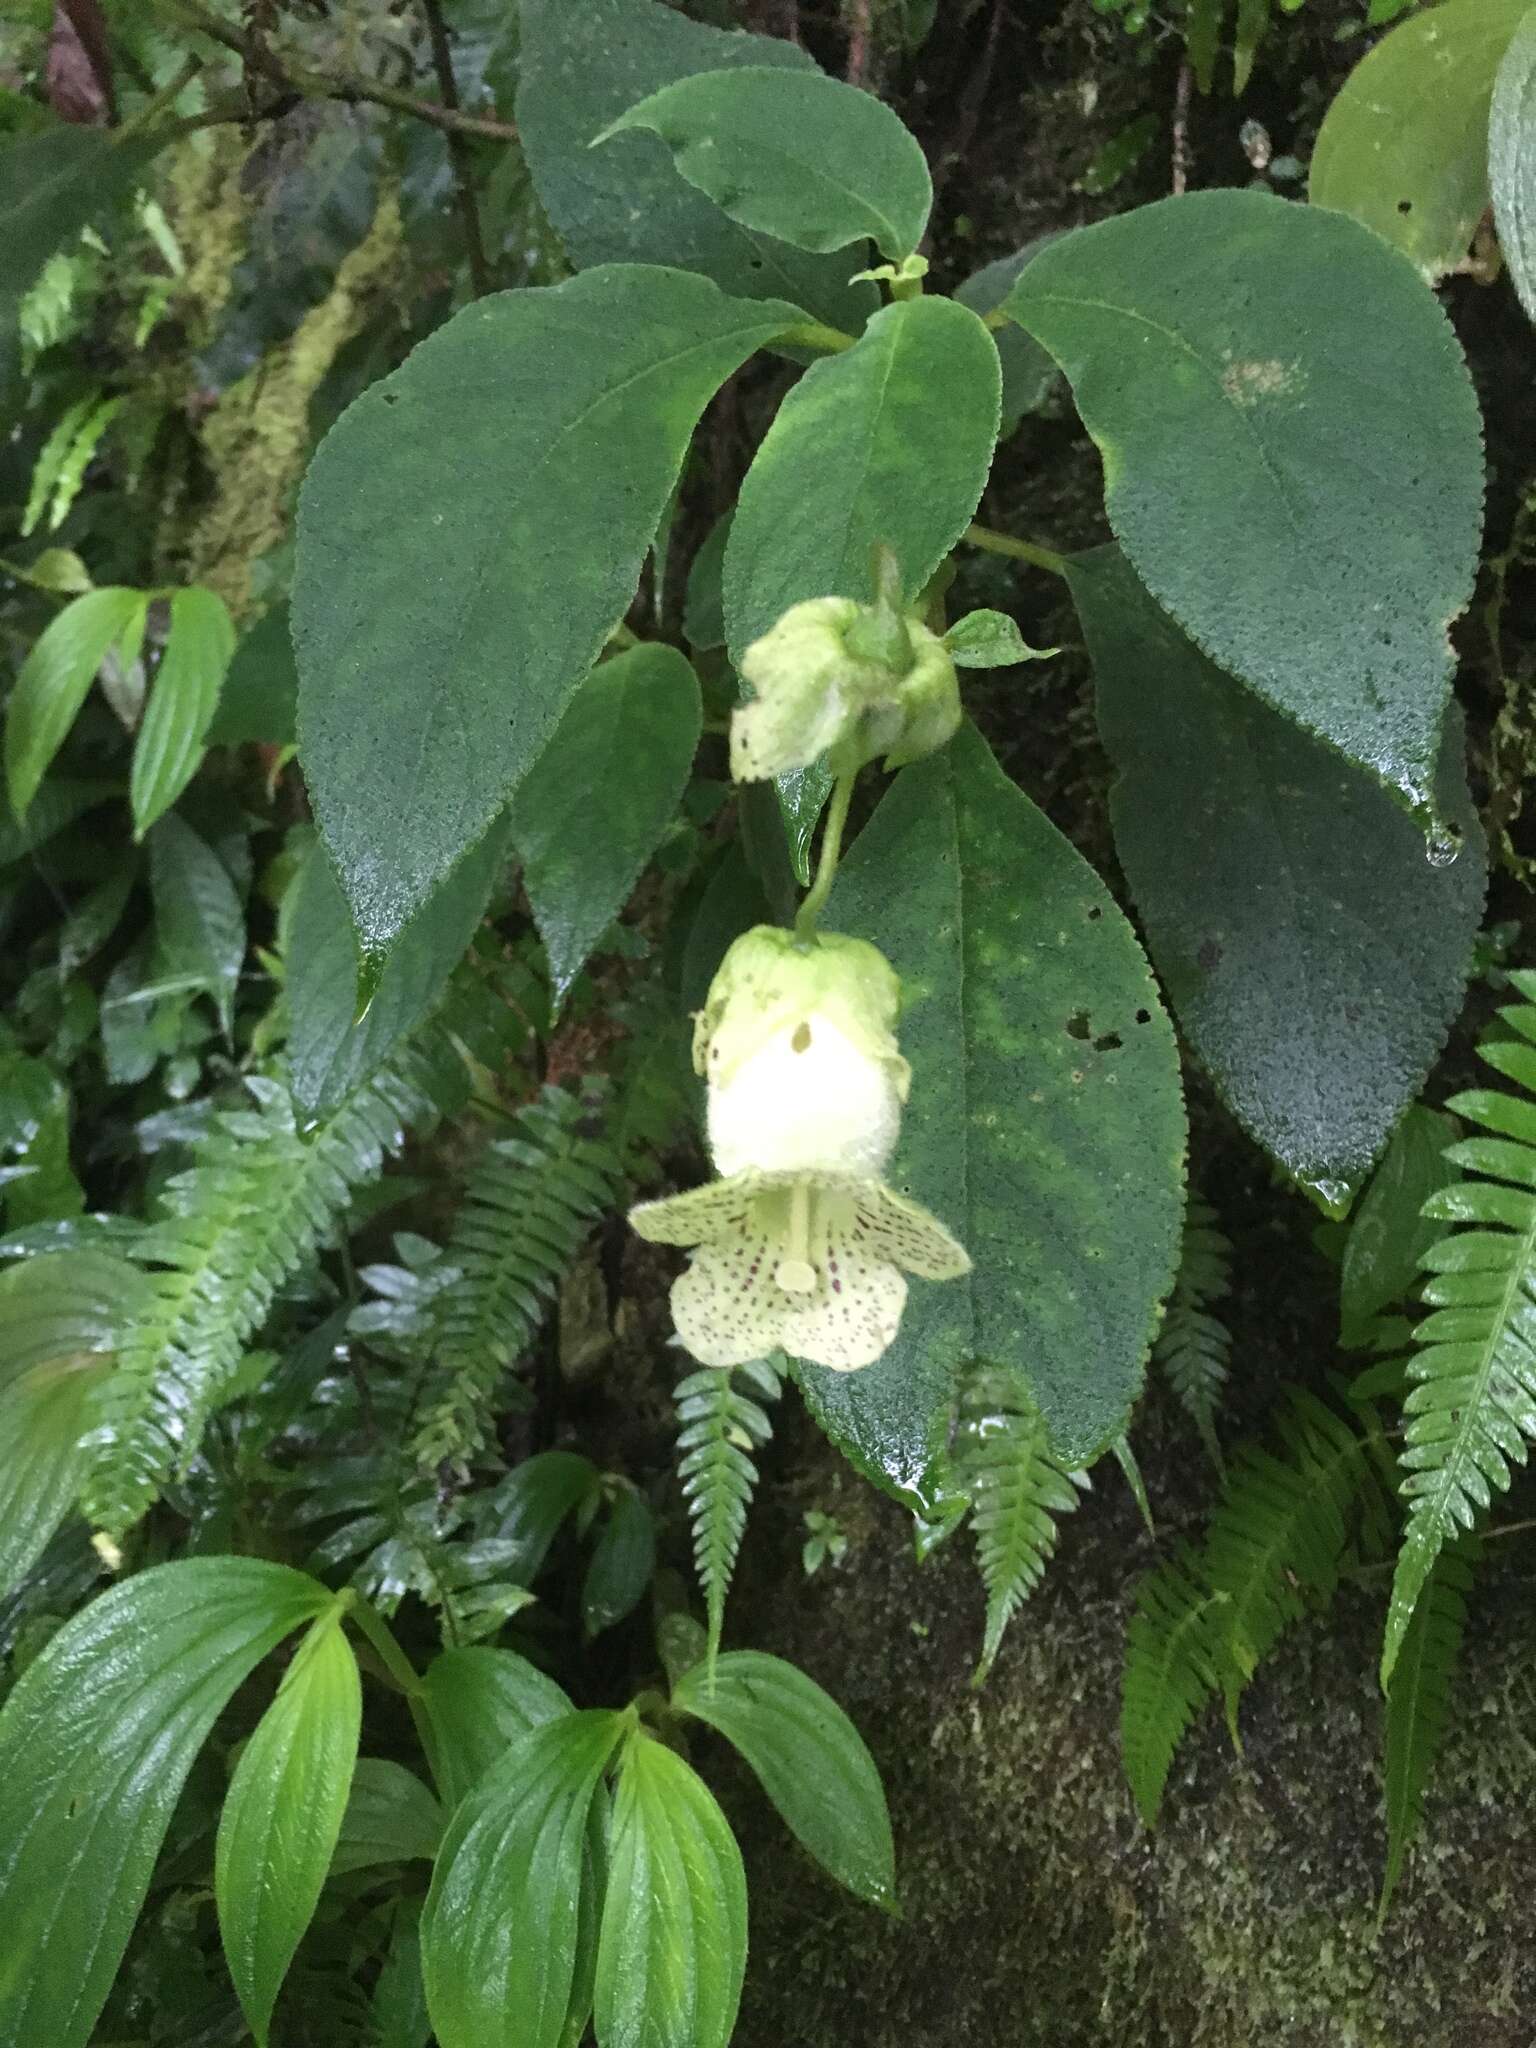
left=1121, top=1549, right=1228, bottom=1828
left=80, top=1057, right=435, bottom=1539
left=411, top=1083, right=622, bottom=1474
left=1154, top=1195, right=1232, bottom=1470
left=675, top=1355, right=781, bottom=1679
left=1380, top=1538, right=1476, bottom=1924
left=1384, top=972, right=1536, bottom=1685
left=958, top=1366, right=1085, bottom=1687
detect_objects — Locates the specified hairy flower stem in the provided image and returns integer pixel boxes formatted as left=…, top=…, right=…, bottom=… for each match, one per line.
left=795, top=771, right=857, bottom=942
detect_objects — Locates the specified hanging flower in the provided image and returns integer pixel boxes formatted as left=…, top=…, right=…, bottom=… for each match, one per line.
left=630, top=927, right=969, bottom=1372
left=730, top=595, right=961, bottom=786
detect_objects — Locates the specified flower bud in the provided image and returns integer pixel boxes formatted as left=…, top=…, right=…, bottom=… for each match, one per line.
left=695, top=924, right=910, bottom=1178
left=731, top=595, right=961, bottom=784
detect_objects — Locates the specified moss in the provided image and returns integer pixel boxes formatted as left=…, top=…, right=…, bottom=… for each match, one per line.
left=719, top=1408, right=1536, bottom=2048
left=170, top=185, right=403, bottom=617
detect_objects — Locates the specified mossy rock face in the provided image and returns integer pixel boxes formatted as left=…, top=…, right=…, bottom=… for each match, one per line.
left=720, top=1422, right=1534, bottom=2048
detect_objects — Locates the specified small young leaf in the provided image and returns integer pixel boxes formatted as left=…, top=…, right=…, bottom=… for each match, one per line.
left=215, top=1604, right=362, bottom=2046
left=5, top=586, right=146, bottom=819
left=582, top=1485, right=657, bottom=1639
left=594, top=1731, right=748, bottom=2048
left=674, top=1649, right=895, bottom=1908
left=1311, top=0, right=1528, bottom=283
left=418, top=1644, right=575, bottom=1810
left=1008, top=191, right=1483, bottom=827
left=517, top=0, right=873, bottom=331
left=512, top=645, right=701, bottom=1009
left=598, top=66, right=932, bottom=260
left=944, top=608, right=1056, bottom=669
left=421, top=1710, right=624, bottom=2048
left=330, top=1758, right=444, bottom=1876
left=1490, top=9, right=1536, bottom=327
left=0, top=1558, right=328, bottom=2048
left=131, top=586, right=237, bottom=836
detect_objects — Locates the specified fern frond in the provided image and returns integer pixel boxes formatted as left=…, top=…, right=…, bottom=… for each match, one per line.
left=957, top=1366, right=1085, bottom=1686
left=1121, top=1548, right=1228, bottom=1827
left=1384, top=971, right=1536, bottom=1682
left=675, top=1356, right=781, bottom=1677
left=1203, top=1390, right=1365, bottom=1735
left=1381, top=1538, right=1475, bottom=1923
left=80, top=1056, right=435, bottom=1539
left=1154, top=1195, right=1232, bottom=1469
left=410, top=1083, right=622, bottom=1473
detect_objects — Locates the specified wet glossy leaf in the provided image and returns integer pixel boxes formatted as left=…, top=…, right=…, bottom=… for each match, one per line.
left=815, top=721, right=1185, bottom=1502
left=1340, top=1105, right=1460, bottom=1345
left=601, top=66, right=931, bottom=260
left=1490, top=9, right=1536, bottom=327
left=673, top=1650, right=894, bottom=1907
left=421, top=1711, right=623, bottom=2048
left=1311, top=0, right=1527, bottom=281
left=130, top=587, right=236, bottom=837
left=293, top=268, right=798, bottom=966
left=287, top=817, right=513, bottom=1115
left=215, top=1605, right=361, bottom=2046
left=0, top=1558, right=327, bottom=2048
left=1006, top=191, right=1483, bottom=827
left=1074, top=545, right=1484, bottom=1210
left=419, top=1644, right=575, bottom=1810
left=594, top=1731, right=747, bottom=2048
left=725, top=296, right=1000, bottom=876
left=517, top=0, right=872, bottom=331
left=5, top=587, right=146, bottom=819
left=581, top=1486, right=657, bottom=1638
left=330, top=1758, right=444, bottom=1875
left=0, top=1356, right=104, bottom=1598
left=512, top=645, right=701, bottom=1009
left=0, top=1247, right=150, bottom=1385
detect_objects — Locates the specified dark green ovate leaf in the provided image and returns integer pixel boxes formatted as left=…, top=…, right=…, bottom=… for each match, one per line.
left=1311, top=0, right=1528, bottom=282
left=582, top=1486, right=657, bottom=1639
left=725, top=296, right=999, bottom=871
left=130, top=587, right=237, bottom=838
left=330, top=1758, right=445, bottom=1875
left=1340, top=1105, right=1460, bottom=1346
left=594, top=1731, right=748, bottom=2048
left=1490, top=9, right=1536, bottom=327
left=673, top=1649, right=894, bottom=1907
left=1007, top=191, right=1483, bottom=827
left=419, top=1644, right=575, bottom=1811
left=1073, top=546, right=1484, bottom=1209
left=0, top=1558, right=328, bottom=2048
left=511, top=645, right=702, bottom=1008
left=286, top=817, right=513, bottom=1115
left=600, top=66, right=932, bottom=260
left=516, top=0, right=872, bottom=332
left=148, top=812, right=246, bottom=1035
left=421, top=1711, right=624, bottom=2048
left=293, top=267, right=798, bottom=965
left=952, top=239, right=1060, bottom=434
left=206, top=603, right=298, bottom=748
left=0, top=1356, right=105, bottom=1597
left=814, top=721, right=1185, bottom=1498
left=215, top=1604, right=361, bottom=2046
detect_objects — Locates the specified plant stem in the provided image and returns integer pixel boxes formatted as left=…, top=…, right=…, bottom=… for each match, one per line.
left=349, top=1595, right=421, bottom=1695
left=420, top=0, right=491, bottom=298
left=115, top=51, right=202, bottom=139
left=778, top=319, right=856, bottom=355
left=963, top=520, right=1069, bottom=580
left=795, top=771, right=856, bottom=941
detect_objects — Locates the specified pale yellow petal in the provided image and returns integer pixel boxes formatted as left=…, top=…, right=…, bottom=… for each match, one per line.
left=858, top=1183, right=971, bottom=1281
left=628, top=1173, right=765, bottom=1248
left=780, top=1246, right=907, bottom=1372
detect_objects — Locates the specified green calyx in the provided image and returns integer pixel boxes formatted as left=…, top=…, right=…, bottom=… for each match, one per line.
left=692, top=924, right=908, bottom=1094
